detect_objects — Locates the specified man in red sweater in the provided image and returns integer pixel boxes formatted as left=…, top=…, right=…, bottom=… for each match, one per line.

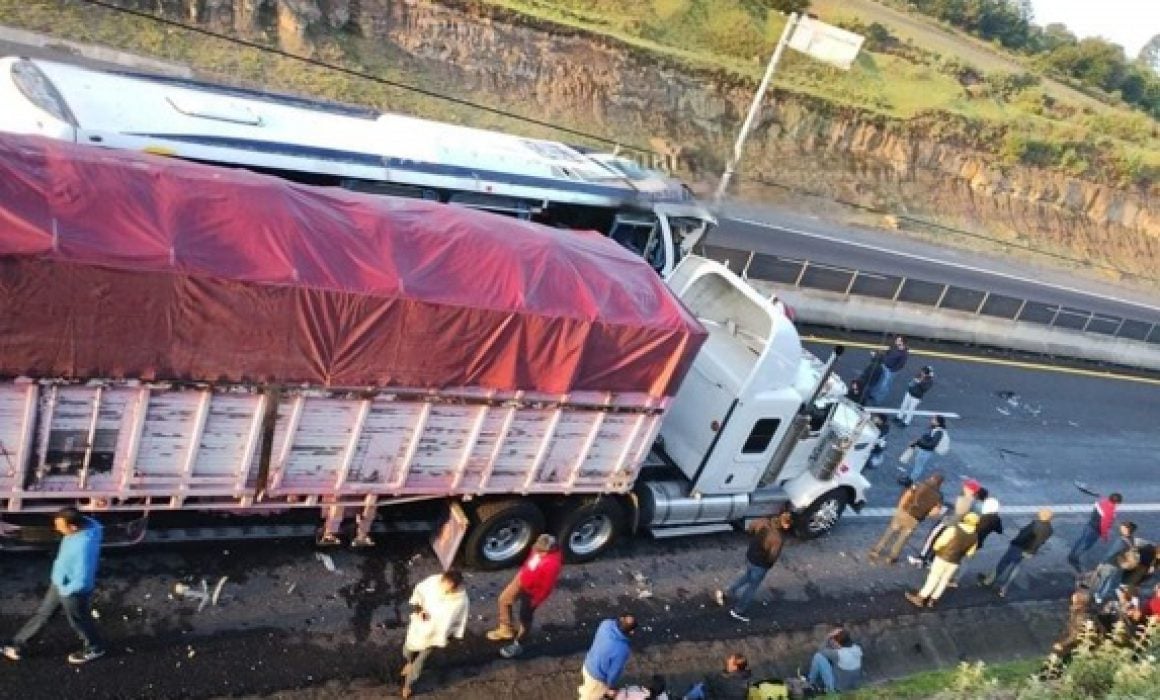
left=487, top=534, right=564, bottom=658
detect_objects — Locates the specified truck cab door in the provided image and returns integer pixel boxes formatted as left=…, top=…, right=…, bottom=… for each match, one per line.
left=608, top=214, right=672, bottom=275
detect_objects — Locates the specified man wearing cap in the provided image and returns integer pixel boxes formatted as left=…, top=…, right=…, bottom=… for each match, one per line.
left=906, top=512, right=980, bottom=608
left=896, top=366, right=934, bottom=427
left=488, top=534, right=564, bottom=658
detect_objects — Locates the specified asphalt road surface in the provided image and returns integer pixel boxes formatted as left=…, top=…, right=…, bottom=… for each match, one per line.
left=1, top=347, right=1158, bottom=699
left=714, top=203, right=1160, bottom=327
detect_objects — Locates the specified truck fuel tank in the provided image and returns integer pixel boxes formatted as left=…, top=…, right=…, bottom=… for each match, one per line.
left=637, top=480, right=750, bottom=528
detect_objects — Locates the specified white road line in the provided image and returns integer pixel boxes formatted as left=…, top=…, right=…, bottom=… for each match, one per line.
left=727, top=216, right=1160, bottom=315
left=854, top=503, right=1160, bottom=518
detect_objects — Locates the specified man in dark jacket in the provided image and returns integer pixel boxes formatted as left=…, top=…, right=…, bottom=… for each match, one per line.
left=869, top=473, right=944, bottom=564
left=3, top=507, right=105, bottom=664
left=896, top=366, right=934, bottom=426
left=981, top=508, right=1053, bottom=597
left=684, top=653, right=752, bottom=700
left=715, top=511, right=793, bottom=622
left=900, top=416, right=947, bottom=486
left=873, top=335, right=909, bottom=402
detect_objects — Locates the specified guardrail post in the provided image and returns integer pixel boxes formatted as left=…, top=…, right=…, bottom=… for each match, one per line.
left=1048, top=306, right=1062, bottom=327
left=934, top=285, right=950, bottom=309
left=1081, top=312, right=1095, bottom=333
left=1112, top=318, right=1127, bottom=337
left=974, top=291, right=990, bottom=316
left=891, top=278, right=905, bottom=302
left=1147, top=322, right=1158, bottom=343
left=1012, top=299, right=1027, bottom=321
left=793, top=261, right=809, bottom=288
left=741, top=250, right=755, bottom=280
left=843, top=271, right=858, bottom=298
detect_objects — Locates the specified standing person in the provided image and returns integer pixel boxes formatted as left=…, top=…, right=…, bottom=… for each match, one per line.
left=980, top=509, right=1054, bottom=597
left=1068, top=493, right=1123, bottom=572
left=950, top=496, right=1002, bottom=587
left=579, top=614, right=637, bottom=700
left=806, top=627, right=864, bottom=695
left=714, top=511, right=794, bottom=622
left=909, top=478, right=980, bottom=568
left=1091, top=522, right=1138, bottom=604
left=900, top=416, right=948, bottom=487
left=874, top=335, right=909, bottom=401
left=868, top=415, right=890, bottom=469
left=2, top=507, right=105, bottom=664
left=905, top=512, right=980, bottom=608
left=868, top=473, right=945, bottom=565
left=896, top=366, right=934, bottom=427
left=400, top=569, right=469, bottom=699
left=488, top=534, right=564, bottom=658
left=856, top=352, right=885, bottom=406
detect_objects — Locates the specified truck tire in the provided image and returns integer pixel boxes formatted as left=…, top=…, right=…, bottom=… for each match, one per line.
left=795, top=488, right=850, bottom=539
left=556, top=498, right=625, bottom=564
left=463, top=500, right=545, bottom=570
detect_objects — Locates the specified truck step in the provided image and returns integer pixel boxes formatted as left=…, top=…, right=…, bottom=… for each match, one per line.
left=648, top=523, right=734, bottom=539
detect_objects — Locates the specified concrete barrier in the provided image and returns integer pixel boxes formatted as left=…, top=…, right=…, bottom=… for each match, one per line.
left=752, top=282, right=1160, bottom=372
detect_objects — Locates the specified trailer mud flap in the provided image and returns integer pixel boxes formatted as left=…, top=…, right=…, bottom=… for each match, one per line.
left=430, top=502, right=469, bottom=571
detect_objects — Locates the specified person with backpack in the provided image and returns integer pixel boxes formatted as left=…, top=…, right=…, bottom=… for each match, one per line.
left=869, top=473, right=945, bottom=564
left=895, top=366, right=934, bottom=427
left=905, top=512, right=979, bottom=608
left=948, top=496, right=1002, bottom=587
left=899, top=415, right=949, bottom=487
left=1092, top=522, right=1139, bottom=604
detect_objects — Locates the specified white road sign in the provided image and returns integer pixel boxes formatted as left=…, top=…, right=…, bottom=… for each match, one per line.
left=788, top=16, right=865, bottom=70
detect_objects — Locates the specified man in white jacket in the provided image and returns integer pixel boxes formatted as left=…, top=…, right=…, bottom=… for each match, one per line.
left=401, top=569, right=469, bottom=699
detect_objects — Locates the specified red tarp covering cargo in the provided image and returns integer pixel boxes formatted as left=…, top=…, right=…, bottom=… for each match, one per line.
left=0, top=134, right=706, bottom=397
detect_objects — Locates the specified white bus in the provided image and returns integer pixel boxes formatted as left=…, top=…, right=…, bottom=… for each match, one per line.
left=0, top=56, right=713, bottom=276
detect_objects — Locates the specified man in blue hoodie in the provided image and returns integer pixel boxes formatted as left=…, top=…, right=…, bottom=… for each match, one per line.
left=2, top=507, right=105, bottom=664
left=579, top=613, right=636, bottom=699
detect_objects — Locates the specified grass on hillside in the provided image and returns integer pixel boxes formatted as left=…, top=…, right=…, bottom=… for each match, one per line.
left=845, top=659, right=1041, bottom=700
left=480, top=0, right=1160, bottom=184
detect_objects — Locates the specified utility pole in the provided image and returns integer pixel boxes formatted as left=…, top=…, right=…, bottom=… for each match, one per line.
left=713, top=12, right=799, bottom=209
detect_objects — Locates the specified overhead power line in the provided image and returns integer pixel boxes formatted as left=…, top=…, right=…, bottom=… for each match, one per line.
left=73, top=0, right=1159, bottom=284
left=80, top=0, right=654, bottom=154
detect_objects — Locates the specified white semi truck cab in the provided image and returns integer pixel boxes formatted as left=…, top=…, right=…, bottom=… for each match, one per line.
left=637, top=256, right=874, bottom=538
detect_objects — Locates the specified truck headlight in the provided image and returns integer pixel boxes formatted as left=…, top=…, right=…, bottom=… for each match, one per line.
left=11, top=59, right=78, bottom=127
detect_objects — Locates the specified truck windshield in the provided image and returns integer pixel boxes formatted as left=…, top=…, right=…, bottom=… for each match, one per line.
left=610, top=216, right=665, bottom=272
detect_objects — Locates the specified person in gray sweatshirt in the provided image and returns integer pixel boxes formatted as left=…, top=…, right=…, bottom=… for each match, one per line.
left=807, top=627, right=863, bottom=694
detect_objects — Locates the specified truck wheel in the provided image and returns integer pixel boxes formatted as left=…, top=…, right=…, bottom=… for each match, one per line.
left=556, top=499, right=624, bottom=564
left=463, top=500, right=545, bottom=570
left=796, top=489, right=849, bottom=539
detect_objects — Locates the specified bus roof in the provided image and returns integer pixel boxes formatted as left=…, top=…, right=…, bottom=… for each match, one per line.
left=17, top=58, right=697, bottom=208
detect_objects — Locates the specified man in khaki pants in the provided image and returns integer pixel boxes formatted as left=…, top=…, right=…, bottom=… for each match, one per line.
left=906, top=512, right=980, bottom=608
left=869, top=473, right=945, bottom=564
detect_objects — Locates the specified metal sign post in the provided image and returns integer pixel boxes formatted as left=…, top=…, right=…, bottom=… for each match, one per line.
left=713, top=12, right=799, bottom=209
left=713, top=14, right=865, bottom=209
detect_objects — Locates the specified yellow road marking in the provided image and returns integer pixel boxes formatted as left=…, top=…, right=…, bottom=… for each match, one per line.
left=802, top=335, right=1160, bottom=386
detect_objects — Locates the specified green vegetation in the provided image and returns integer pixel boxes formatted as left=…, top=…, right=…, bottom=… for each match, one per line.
left=478, top=0, right=1157, bottom=186
left=844, top=659, right=1040, bottom=699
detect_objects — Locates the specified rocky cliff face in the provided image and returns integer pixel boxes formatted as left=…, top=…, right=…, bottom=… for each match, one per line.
left=114, top=0, right=1159, bottom=277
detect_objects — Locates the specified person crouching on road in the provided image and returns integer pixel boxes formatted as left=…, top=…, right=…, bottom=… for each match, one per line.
left=869, top=473, right=945, bottom=565
left=2, top=507, right=106, bottom=665
left=488, top=533, right=563, bottom=658
left=580, top=613, right=637, bottom=700
left=906, top=512, right=979, bottom=608
left=715, top=510, right=794, bottom=623
left=400, top=569, right=469, bottom=699
left=807, top=626, right=864, bottom=695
